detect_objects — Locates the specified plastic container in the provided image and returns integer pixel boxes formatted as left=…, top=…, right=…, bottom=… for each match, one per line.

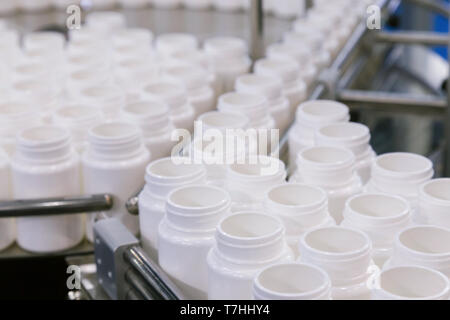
left=212, top=0, right=243, bottom=11
left=235, top=74, right=290, bottom=133
left=196, top=111, right=249, bottom=134
left=372, top=266, right=450, bottom=300
left=155, top=33, right=198, bottom=58
left=315, top=122, right=375, bottom=184
left=51, top=105, right=103, bottom=154
left=342, top=193, right=411, bottom=267
left=82, top=122, right=151, bottom=241
left=366, top=152, right=434, bottom=223
left=111, top=28, right=154, bottom=60
left=79, top=84, right=126, bottom=121
left=272, top=0, right=306, bottom=18
left=0, top=150, right=14, bottom=252
left=226, top=156, right=286, bottom=212
left=162, top=64, right=215, bottom=117
left=12, top=126, right=83, bottom=253
left=158, top=185, right=231, bottom=299
left=419, top=179, right=450, bottom=228
left=264, top=183, right=335, bottom=257
left=253, top=263, right=331, bottom=300
left=152, top=0, right=181, bottom=9
left=292, top=146, right=362, bottom=224
left=204, top=36, right=251, bottom=94
left=142, top=82, right=196, bottom=132
left=183, top=0, right=211, bottom=9
left=385, top=225, right=450, bottom=278
left=299, top=226, right=374, bottom=300
left=254, top=58, right=306, bottom=115
left=85, top=11, right=126, bottom=34
left=288, top=100, right=350, bottom=170
left=207, top=212, right=294, bottom=300
left=139, top=158, right=207, bottom=260
left=0, top=102, right=41, bottom=155
left=120, top=100, right=175, bottom=160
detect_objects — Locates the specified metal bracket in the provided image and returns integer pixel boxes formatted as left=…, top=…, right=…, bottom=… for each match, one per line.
left=93, top=218, right=139, bottom=300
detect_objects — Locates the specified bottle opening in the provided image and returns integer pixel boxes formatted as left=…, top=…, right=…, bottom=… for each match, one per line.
left=220, top=92, right=266, bottom=108
left=348, top=194, right=409, bottom=219
left=422, top=179, right=450, bottom=201
left=147, top=157, right=203, bottom=179
left=168, top=185, right=229, bottom=209
left=20, top=126, right=68, bottom=144
left=318, top=122, right=369, bottom=140
left=220, top=213, right=282, bottom=239
left=90, top=122, right=138, bottom=141
left=301, top=100, right=349, bottom=118
left=198, top=111, right=248, bottom=130
left=256, top=263, right=329, bottom=296
left=379, top=266, right=449, bottom=299
left=304, top=227, right=369, bottom=254
left=376, top=153, right=432, bottom=174
left=267, top=184, right=325, bottom=207
left=399, top=226, right=450, bottom=255
left=123, top=101, right=168, bottom=118
left=56, top=105, right=100, bottom=120
left=301, top=146, right=353, bottom=165
left=229, top=156, right=284, bottom=177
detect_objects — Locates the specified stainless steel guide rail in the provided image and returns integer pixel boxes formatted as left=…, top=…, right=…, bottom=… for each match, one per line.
left=0, top=0, right=449, bottom=299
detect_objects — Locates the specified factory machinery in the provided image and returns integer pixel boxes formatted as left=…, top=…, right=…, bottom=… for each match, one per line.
left=0, top=0, right=449, bottom=300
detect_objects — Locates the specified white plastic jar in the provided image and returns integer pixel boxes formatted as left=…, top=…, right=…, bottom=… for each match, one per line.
left=85, top=11, right=126, bottom=35
left=204, top=36, right=251, bottom=94
left=342, top=193, right=411, bottom=267
left=254, top=58, right=306, bottom=115
left=139, top=157, right=207, bottom=260
left=212, top=0, right=243, bottom=11
left=266, top=43, right=317, bottom=90
left=0, top=102, right=41, bottom=156
left=299, top=226, right=374, bottom=300
left=159, top=185, right=231, bottom=299
left=0, top=150, right=14, bottom=252
left=12, top=126, right=83, bottom=253
left=120, top=100, right=175, bottom=161
left=207, top=212, right=294, bottom=300
left=226, top=156, right=287, bottom=213
left=217, top=92, right=274, bottom=130
left=65, top=67, right=114, bottom=100
left=155, top=33, right=198, bottom=58
left=235, top=74, right=290, bottom=133
left=385, top=225, right=450, bottom=278
left=292, top=146, right=362, bottom=224
left=288, top=100, right=350, bottom=170
left=372, top=266, right=450, bottom=300
left=79, top=84, right=126, bottom=121
left=419, top=179, right=450, bottom=228
left=162, top=64, right=215, bottom=117
left=182, top=0, right=211, bottom=9
left=253, top=263, right=331, bottom=300
left=111, top=28, right=154, bottom=61
left=196, top=111, right=249, bottom=135
left=315, top=122, right=376, bottom=185
left=51, top=105, right=103, bottom=154
left=272, top=0, right=306, bottom=18
left=82, top=122, right=151, bottom=241
left=264, top=183, right=335, bottom=256
left=142, top=81, right=196, bottom=132
left=152, top=0, right=181, bottom=9
left=366, top=152, right=434, bottom=223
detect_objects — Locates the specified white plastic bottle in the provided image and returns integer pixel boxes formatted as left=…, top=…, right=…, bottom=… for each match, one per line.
left=0, top=102, right=41, bottom=155
left=139, top=157, right=207, bottom=260
left=207, top=212, right=294, bottom=300
left=162, top=64, right=215, bottom=117
left=196, top=111, right=249, bottom=134
left=158, top=185, right=231, bottom=299
left=82, top=122, right=151, bottom=241
left=155, top=33, right=198, bottom=59
left=226, top=156, right=287, bottom=212
left=315, top=122, right=376, bottom=185
left=264, top=183, right=335, bottom=256
left=120, top=100, right=176, bottom=161
left=85, top=11, right=126, bottom=35
left=253, top=263, right=331, bottom=300
left=366, top=152, right=434, bottom=223
left=385, top=225, right=450, bottom=278
left=111, top=28, right=154, bottom=61
left=254, top=58, right=307, bottom=115
left=272, top=0, right=306, bottom=18
left=204, top=36, right=251, bottom=94
left=235, top=74, right=290, bottom=133
left=0, top=150, right=14, bottom=252
left=419, top=179, right=450, bottom=228
left=212, top=0, right=243, bottom=11
left=79, top=84, right=126, bottom=121
left=51, top=105, right=103, bottom=154
left=288, top=100, right=350, bottom=170
left=292, top=146, right=362, bottom=224
left=342, top=193, right=411, bottom=267
left=372, top=266, right=450, bottom=300
left=12, top=126, right=83, bottom=253
left=298, top=226, right=374, bottom=300
left=142, top=81, right=196, bottom=132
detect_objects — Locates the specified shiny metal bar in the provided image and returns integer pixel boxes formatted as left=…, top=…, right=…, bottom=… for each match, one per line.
left=337, top=89, right=447, bottom=110
left=376, top=31, right=449, bottom=46
left=125, top=186, right=142, bottom=216
left=0, top=194, right=113, bottom=218
left=446, top=23, right=450, bottom=176
left=249, top=0, right=264, bottom=62
left=125, top=269, right=159, bottom=300
left=123, top=245, right=185, bottom=300
left=403, top=0, right=450, bottom=17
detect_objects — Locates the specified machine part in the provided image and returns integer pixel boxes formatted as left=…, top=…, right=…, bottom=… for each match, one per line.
left=249, top=0, right=264, bottom=62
